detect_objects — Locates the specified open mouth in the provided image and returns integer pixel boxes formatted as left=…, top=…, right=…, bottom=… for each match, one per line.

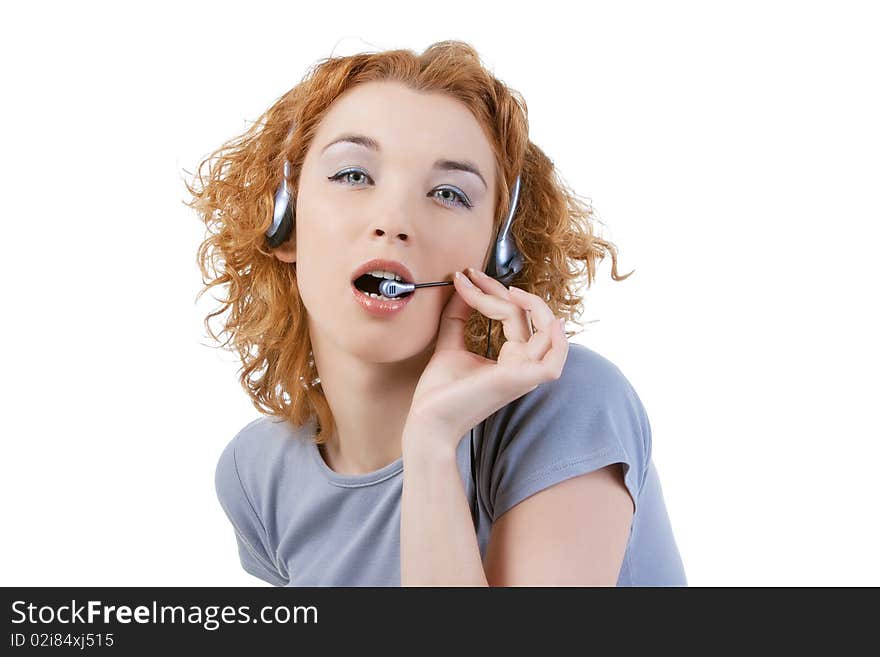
left=352, top=273, right=414, bottom=300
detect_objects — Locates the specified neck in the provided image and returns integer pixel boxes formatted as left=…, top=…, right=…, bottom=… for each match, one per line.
left=310, top=337, right=435, bottom=475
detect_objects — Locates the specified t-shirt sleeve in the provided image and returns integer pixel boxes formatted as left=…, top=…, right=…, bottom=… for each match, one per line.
left=214, top=424, right=289, bottom=587
left=482, top=343, right=652, bottom=522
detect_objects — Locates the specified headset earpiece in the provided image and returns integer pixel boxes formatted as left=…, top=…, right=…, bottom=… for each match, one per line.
left=266, top=160, right=295, bottom=248
left=484, top=174, right=524, bottom=286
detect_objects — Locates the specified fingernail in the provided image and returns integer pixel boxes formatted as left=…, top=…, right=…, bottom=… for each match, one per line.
left=456, top=271, right=474, bottom=287
left=467, top=267, right=485, bottom=277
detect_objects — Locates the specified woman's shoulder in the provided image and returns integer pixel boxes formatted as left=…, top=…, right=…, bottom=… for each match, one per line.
left=481, top=341, right=653, bottom=479
left=501, top=341, right=644, bottom=418
left=217, top=414, right=315, bottom=485
left=562, top=342, right=632, bottom=388
left=479, top=342, right=654, bottom=521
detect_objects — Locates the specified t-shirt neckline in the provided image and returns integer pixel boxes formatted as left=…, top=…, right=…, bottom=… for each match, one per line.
left=305, top=417, right=404, bottom=487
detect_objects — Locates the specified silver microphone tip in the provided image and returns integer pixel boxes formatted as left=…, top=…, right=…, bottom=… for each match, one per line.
left=378, top=279, right=416, bottom=298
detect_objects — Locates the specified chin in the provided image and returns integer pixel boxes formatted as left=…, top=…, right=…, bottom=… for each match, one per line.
left=347, top=334, right=434, bottom=367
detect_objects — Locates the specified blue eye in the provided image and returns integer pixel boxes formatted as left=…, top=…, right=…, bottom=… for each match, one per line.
left=433, top=186, right=472, bottom=210
left=327, top=168, right=472, bottom=210
left=329, top=168, right=371, bottom=187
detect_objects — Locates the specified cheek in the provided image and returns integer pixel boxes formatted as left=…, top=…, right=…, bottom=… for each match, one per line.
left=294, top=185, right=347, bottom=257
left=291, top=227, right=341, bottom=311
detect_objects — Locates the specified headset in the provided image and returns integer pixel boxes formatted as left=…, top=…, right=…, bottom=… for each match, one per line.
left=267, top=139, right=525, bottom=535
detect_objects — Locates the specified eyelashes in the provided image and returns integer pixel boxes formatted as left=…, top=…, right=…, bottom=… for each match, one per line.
left=327, top=167, right=473, bottom=210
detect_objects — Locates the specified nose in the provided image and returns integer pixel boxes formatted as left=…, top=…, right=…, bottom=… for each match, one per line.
left=368, top=187, right=418, bottom=243
left=372, top=226, right=408, bottom=242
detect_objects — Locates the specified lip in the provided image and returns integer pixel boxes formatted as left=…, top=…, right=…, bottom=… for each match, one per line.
left=350, top=281, right=414, bottom=316
left=350, top=258, right=415, bottom=285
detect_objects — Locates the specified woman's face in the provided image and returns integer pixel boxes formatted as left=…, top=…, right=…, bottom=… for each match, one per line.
left=276, top=79, right=499, bottom=365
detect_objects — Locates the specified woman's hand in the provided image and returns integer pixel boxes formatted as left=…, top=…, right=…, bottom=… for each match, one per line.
left=404, top=267, right=569, bottom=450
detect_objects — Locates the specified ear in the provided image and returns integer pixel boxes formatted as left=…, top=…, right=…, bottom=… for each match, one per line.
left=271, top=239, right=296, bottom=263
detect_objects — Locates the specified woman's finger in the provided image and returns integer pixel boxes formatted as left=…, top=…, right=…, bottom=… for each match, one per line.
left=455, top=269, right=532, bottom=343
left=506, top=285, right=557, bottom=334
left=524, top=328, right=553, bottom=362
left=504, top=285, right=569, bottom=381
left=531, top=315, right=568, bottom=382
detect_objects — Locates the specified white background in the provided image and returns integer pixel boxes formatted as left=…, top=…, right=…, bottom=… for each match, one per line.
left=1, top=0, right=877, bottom=586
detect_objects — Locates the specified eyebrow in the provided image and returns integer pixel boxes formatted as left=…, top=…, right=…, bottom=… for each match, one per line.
left=320, top=133, right=488, bottom=190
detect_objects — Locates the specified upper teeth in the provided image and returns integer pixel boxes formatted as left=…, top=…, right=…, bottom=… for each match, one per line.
left=368, top=269, right=403, bottom=282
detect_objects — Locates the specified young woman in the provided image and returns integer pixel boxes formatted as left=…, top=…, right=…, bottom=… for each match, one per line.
left=187, top=40, right=687, bottom=586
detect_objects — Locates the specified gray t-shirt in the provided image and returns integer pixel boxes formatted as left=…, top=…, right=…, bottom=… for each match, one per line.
left=215, top=343, right=687, bottom=586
